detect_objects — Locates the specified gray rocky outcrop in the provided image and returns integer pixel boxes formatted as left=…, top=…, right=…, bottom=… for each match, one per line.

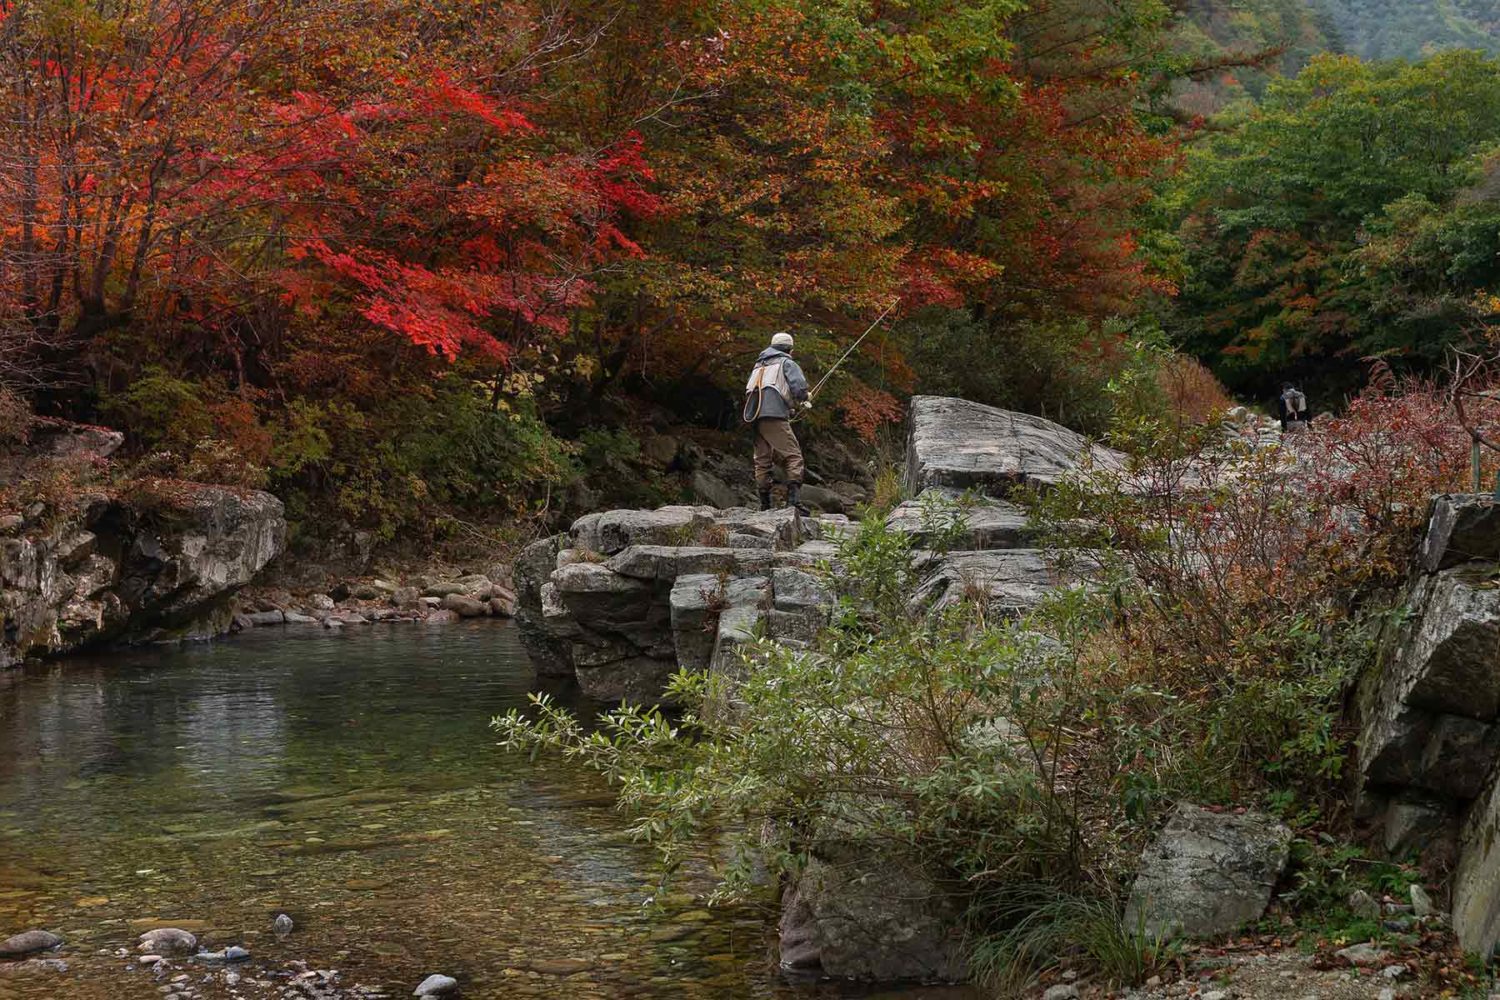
left=904, top=395, right=1124, bottom=495
left=1, top=480, right=285, bottom=666
left=509, top=399, right=1114, bottom=983
left=1124, top=804, right=1292, bottom=939
left=515, top=506, right=837, bottom=702
left=1349, top=495, right=1500, bottom=959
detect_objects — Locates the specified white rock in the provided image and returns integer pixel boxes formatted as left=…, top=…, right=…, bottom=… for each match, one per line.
left=414, top=973, right=459, bottom=996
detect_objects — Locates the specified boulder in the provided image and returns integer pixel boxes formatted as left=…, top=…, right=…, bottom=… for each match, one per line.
left=440, top=593, right=489, bottom=618
left=1418, top=495, right=1500, bottom=572
left=606, top=545, right=775, bottom=582
left=414, top=972, right=460, bottom=996
left=911, top=549, right=1068, bottom=615
left=779, top=854, right=967, bottom=982
left=29, top=418, right=124, bottom=459
left=691, top=470, right=742, bottom=510
left=0, top=930, right=62, bottom=958
left=489, top=596, right=515, bottom=618
left=709, top=576, right=770, bottom=677
left=768, top=567, right=834, bottom=644
left=1124, top=804, right=1292, bottom=939
left=553, top=563, right=656, bottom=627
left=391, top=586, right=422, bottom=608
left=423, top=581, right=468, bottom=598
left=137, top=927, right=197, bottom=954
left=512, top=534, right=574, bottom=677
left=570, top=506, right=717, bottom=557
left=669, top=574, right=723, bottom=673
left=797, top=484, right=847, bottom=514
left=575, top=656, right=677, bottom=703
left=887, top=490, right=1037, bottom=550
left=904, top=396, right=1124, bottom=497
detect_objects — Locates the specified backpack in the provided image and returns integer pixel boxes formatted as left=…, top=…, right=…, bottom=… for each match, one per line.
left=1282, top=388, right=1307, bottom=415
left=743, top=357, right=793, bottom=422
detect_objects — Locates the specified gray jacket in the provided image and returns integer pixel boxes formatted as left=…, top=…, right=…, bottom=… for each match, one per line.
left=746, top=347, right=809, bottom=421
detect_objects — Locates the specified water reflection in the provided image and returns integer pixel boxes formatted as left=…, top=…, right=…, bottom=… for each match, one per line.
left=0, top=623, right=973, bottom=999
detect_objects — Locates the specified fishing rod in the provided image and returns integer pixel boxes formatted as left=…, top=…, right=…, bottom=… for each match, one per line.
left=808, top=299, right=899, bottom=402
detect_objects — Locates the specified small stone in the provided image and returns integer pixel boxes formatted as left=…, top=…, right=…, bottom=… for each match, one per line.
left=139, top=954, right=164, bottom=965
left=1043, top=987, right=1080, bottom=1000
left=1381, top=964, right=1406, bottom=979
left=309, top=593, right=335, bottom=610
left=0, top=929, right=63, bottom=957
left=224, top=945, right=250, bottom=962
left=1379, top=990, right=1396, bottom=1000
left=1335, top=942, right=1389, bottom=966
left=283, top=611, right=319, bottom=624
left=1145, top=976, right=1162, bottom=988
left=413, top=973, right=459, bottom=996
left=138, top=928, right=197, bottom=955
left=1202, top=992, right=1230, bottom=1000
left=273, top=913, right=294, bottom=937
left=1410, top=882, right=1435, bottom=918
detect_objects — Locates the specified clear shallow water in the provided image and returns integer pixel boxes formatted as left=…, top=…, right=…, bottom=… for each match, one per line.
left=0, top=622, right=971, bottom=1000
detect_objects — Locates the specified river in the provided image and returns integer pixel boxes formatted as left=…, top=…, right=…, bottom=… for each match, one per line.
left=0, top=621, right=972, bottom=999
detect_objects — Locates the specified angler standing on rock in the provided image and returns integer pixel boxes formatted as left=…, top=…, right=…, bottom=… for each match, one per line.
left=743, top=331, right=811, bottom=512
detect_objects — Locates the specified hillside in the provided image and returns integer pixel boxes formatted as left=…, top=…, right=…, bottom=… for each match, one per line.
left=1175, top=0, right=1500, bottom=112
left=1319, top=0, right=1500, bottom=59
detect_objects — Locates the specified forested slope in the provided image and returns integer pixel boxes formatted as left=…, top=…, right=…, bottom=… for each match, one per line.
left=1175, top=0, right=1500, bottom=114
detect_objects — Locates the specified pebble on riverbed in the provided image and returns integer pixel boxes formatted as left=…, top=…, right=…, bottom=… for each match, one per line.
left=274, top=912, right=295, bottom=937
left=414, top=972, right=459, bottom=996
left=138, top=927, right=198, bottom=954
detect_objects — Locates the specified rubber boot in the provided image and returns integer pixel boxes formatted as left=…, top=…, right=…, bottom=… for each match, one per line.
left=758, top=488, right=772, bottom=512
left=785, top=482, right=810, bottom=516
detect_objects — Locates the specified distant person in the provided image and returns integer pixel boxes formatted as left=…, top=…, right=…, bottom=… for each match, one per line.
left=742, top=332, right=811, bottom=512
left=1278, top=382, right=1309, bottom=432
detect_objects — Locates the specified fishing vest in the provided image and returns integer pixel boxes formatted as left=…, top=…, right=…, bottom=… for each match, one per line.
left=743, top=358, right=793, bottom=422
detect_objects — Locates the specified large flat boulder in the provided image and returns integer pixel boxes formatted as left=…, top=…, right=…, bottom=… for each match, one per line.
left=1124, top=804, right=1292, bottom=939
left=904, top=396, right=1123, bottom=497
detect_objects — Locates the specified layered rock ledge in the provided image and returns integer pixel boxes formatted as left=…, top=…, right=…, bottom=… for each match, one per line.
left=0, top=478, right=286, bottom=666
left=514, top=398, right=1116, bottom=982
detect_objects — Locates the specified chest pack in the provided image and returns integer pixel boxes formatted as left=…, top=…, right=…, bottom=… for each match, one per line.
left=743, top=358, right=793, bottom=422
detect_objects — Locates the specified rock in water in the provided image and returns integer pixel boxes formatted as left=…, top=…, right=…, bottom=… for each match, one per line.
left=414, top=973, right=459, bottom=996
left=138, top=927, right=197, bottom=954
left=0, top=930, right=63, bottom=957
left=272, top=913, right=294, bottom=937
left=778, top=853, right=967, bottom=982
left=1124, top=804, right=1292, bottom=939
